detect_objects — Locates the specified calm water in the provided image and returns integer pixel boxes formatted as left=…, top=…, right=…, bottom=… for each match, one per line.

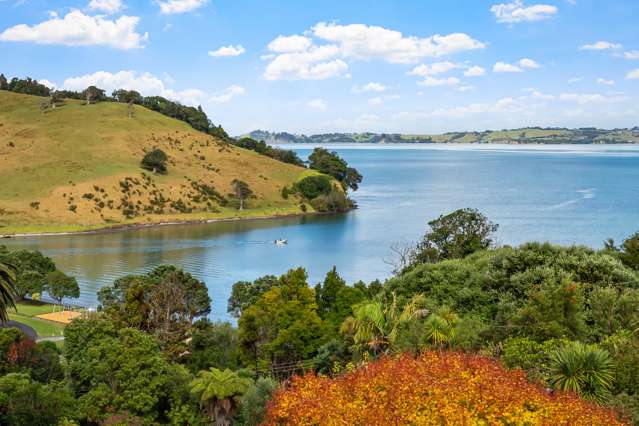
left=3, top=144, right=639, bottom=320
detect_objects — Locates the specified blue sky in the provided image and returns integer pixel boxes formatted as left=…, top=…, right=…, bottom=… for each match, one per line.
left=1, top=0, right=638, bottom=135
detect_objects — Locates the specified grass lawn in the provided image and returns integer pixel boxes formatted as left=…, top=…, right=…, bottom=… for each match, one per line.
left=7, top=300, right=67, bottom=338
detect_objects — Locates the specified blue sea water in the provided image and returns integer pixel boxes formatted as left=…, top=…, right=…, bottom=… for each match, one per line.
left=3, top=144, right=639, bottom=320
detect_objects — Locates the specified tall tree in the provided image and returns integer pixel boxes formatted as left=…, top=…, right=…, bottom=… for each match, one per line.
left=231, top=180, right=253, bottom=210
left=45, top=270, right=79, bottom=305
left=0, top=73, right=8, bottom=90
left=189, top=368, right=251, bottom=426
left=83, top=85, right=106, bottom=104
left=227, top=275, right=278, bottom=318
left=0, top=261, right=17, bottom=324
left=238, top=268, right=325, bottom=373
left=0, top=248, right=56, bottom=300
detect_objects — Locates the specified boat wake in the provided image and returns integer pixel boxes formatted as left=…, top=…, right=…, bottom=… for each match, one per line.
left=543, top=188, right=596, bottom=211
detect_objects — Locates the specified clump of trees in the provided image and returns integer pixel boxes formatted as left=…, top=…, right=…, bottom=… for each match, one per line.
left=0, top=247, right=78, bottom=306
left=141, top=148, right=169, bottom=174
left=231, top=137, right=304, bottom=166
left=308, top=147, right=362, bottom=192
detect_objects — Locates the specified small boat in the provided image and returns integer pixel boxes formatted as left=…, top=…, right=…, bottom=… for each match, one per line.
left=274, top=239, right=288, bottom=245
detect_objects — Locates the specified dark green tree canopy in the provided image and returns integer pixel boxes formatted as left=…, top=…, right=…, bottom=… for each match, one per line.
left=294, top=175, right=333, bottom=200
left=97, top=265, right=211, bottom=358
left=141, top=148, right=168, bottom=174
left=0, top=248, right=56, bottom=299
left=45, top=270, right=79, bottom=304
left=412, top=208, right=499, bottom=265
left=227, top=275, right=278, bottom=318
left=82, top=85, right=107, bottom=104
left=232, top=137, right=304, bottom=166
left=308, top=147, right=362, bottom=192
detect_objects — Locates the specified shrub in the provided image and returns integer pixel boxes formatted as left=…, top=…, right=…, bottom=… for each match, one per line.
left=294, top=175, right=332, bottom=200
left=264, top=351, right=624, bottom=425
left=310, top=190, right=354, bottom=213
left=141, top=149, right=168, bottom=174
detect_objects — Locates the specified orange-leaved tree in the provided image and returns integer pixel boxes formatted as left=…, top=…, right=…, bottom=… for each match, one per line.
left=264, top=351, right=626, bottom=425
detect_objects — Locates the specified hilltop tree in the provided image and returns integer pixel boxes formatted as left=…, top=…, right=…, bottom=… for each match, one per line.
left=231, top=180, right=253, bottom=210
left=141, top=148, right=168, bottom=174
left=83, top=85, right=106, bottom=105
left=45, top=270, right=79, bottom=305
left=0, top=74, right=8, bottom=90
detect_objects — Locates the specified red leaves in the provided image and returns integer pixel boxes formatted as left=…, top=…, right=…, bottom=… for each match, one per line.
left=264, top=351, right=626, bottom=425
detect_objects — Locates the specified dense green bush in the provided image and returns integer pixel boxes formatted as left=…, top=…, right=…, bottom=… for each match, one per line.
left=294, top=175, right=333, bottom=200
left=141, top=148, right=169, bottom=174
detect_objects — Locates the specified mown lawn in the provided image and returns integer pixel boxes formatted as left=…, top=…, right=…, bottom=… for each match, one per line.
left=7, top=300, right=66, bottom=337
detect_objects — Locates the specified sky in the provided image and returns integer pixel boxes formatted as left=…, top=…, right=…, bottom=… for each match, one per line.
left=1, top=0, right=638, bottom=135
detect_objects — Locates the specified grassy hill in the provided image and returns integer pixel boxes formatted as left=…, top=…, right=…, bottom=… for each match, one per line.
left=0, top=90, right=315, bottom=235
left=247, top=127, right=639, bottom=145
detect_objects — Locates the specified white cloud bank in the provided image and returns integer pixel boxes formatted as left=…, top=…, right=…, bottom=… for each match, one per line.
left=580, top=41, right=622, bottom=50
left=307, top=98, right=328, bottom=110
left=88, top=0, right=124, bottom=14
left=208, top=45, right=245, bottom=57
left=156, top=0, right=208, bottom=14
left=0, top=10, right=147, bottom=49
left=493, top=58, right=539, bottom=73
left=491, top=1, right=558, bottom=24
left=263, top=22, right=485, bottom=80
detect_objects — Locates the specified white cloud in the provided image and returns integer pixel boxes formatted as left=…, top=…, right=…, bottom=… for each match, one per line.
left=580, top=41, right=622, bottom=50
left=368, top=97, right=384, bottom=106
left=209, top=85, right=245, bottom=103
left=352, top=82, right=387, bottom=93
left=456, top=85, right=475, bottom=92
left=518, top=58, right=540, bottom=68
left=624, top=51, right=639, bottom=60
left=418, top=76, right=460, bottom=87
left=312, top=22, right=484, bottom=63
left=493, top=61, right=523, bottom=73
left=491, top=1, right=558, bottom=24
left=307, top=98, right=327, bottom=110
left=568, top=77, right=582, bottom=83
left=596, top=78, right=615, bottom=85
left=88, top=0, right=123, bottom=14
left=37, top=79, right=58, bottom=90
left=267, top=35, right=312, bottom=53
left=156, top=0, right=208, bottom=14
left=464, top=66, right=486, bottom=77
left=262, top=22, right=484, bottom=80
left=559, top=92, right=627, bottom=104
left=208, top=45, right=245, bottom=57
left=626, top=69, right=639, bottom=79
left=263, top=45, right=348, bottom=80
left=0, top=10, right=146, bottom=49
left=396, top=97, right=526, bottom=120
left=408, top=61, right=460, bottom=77
left=522, top=88, right=555, bottom=100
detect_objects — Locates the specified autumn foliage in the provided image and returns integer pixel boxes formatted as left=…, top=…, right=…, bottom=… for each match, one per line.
left=264, top=351, right=626, bottom=425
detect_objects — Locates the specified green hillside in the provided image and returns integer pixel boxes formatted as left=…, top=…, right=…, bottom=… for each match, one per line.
left=0, top=90, right=314, bottom=235
left=247, top=127, right=639, bottom=145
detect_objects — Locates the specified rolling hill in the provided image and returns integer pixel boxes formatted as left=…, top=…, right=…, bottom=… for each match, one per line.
left=246, top=127, right=639, bottom=145
left=0, top=90, right=315, bottom=235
